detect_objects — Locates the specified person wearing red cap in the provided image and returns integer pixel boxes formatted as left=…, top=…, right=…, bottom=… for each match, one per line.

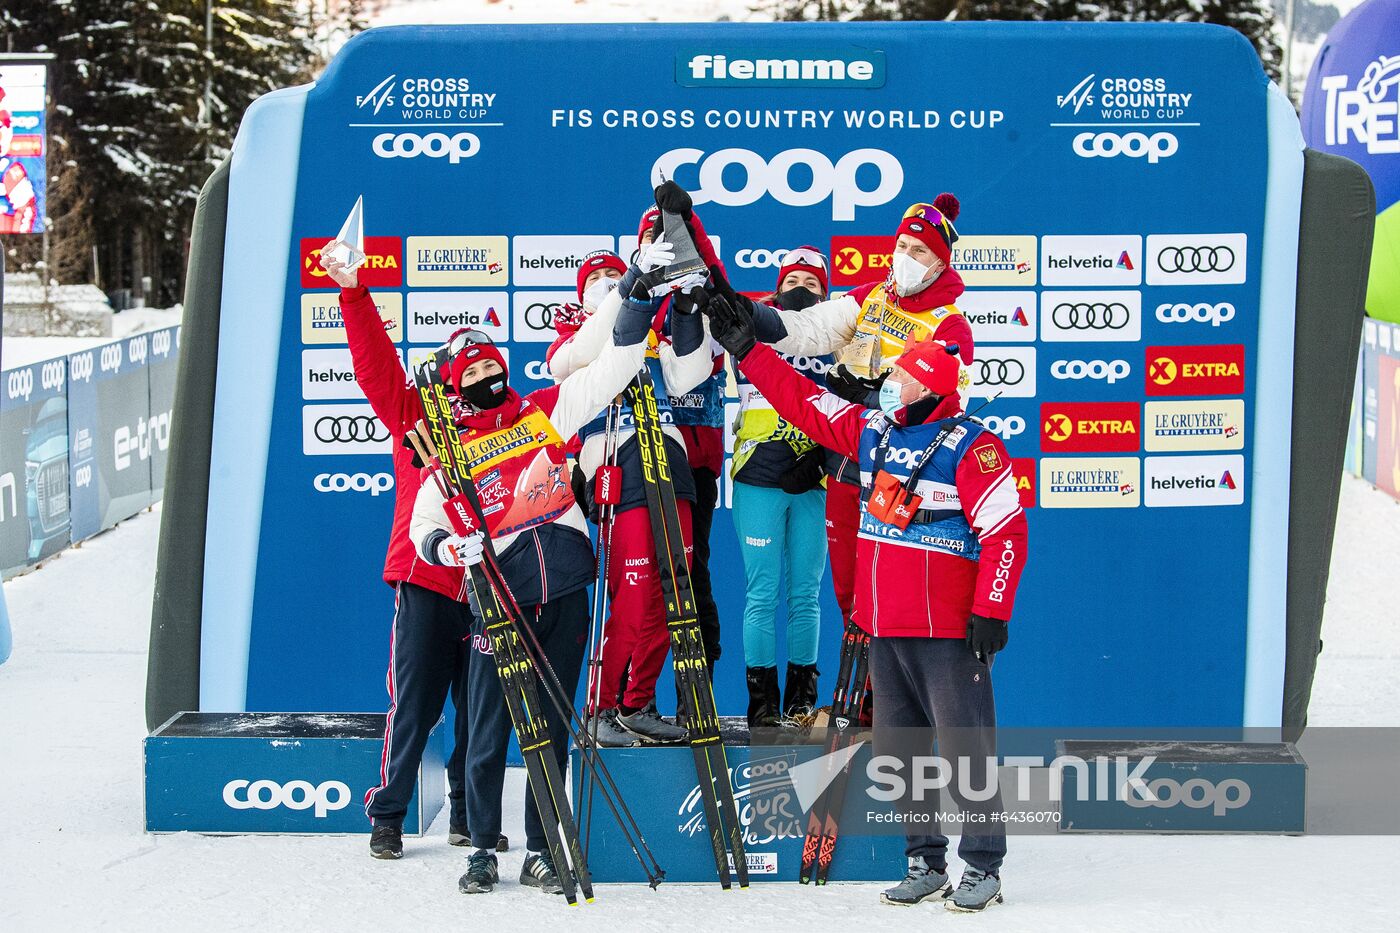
left=730, top=246, right=834, bottom=727
left=0, top=89, right=38, bottom=234
left=406, top=260, right=688, bottom=895
left=710, top=194, right=975, bottom=666
left=705, top=293, right=1026, bottom=914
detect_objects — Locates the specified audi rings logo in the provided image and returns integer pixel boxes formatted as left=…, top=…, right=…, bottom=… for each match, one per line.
left=973, top=358, right=1026, bottom=386
left=372, top=131, right=481, bottom=164
left=1156, top=246, right=1234, bottom=274
left=1051, top=301, right=1132, bottom=330
left=1072, top=131, right=1178, bottom=164
left=222, top=779, right=351, bottom=819
left=1051, top=359, right=1131, bottom=384
left=314, top=472, right=394, bottom=496
left=315, top=416, right=390, bottom=444
left=525, top=301, right=563, bottom=331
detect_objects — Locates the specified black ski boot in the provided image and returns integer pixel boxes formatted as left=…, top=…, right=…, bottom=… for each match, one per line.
left=369, top=822, right=403, bottom=859
left=783, top=663, right=820, bottom=720
left=458, top=849, right=499, bottom=894
left=746, top=666, right=781, bottom=730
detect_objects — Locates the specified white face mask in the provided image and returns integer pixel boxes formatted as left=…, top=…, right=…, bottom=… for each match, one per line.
left=891, top=252, right=943, bottom=297
left=582, top=277, right=619, bottom=311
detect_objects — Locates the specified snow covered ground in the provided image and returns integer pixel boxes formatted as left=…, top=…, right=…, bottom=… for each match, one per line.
left=2, top=478, right=1399, bottom=929
left=2, top=305, right=184, bottom=369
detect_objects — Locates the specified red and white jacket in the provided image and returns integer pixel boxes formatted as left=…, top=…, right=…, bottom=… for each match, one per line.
left=737, top=342, right=1028, bottom=639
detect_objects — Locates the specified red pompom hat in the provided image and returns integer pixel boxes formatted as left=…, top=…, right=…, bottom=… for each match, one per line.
left=894, top=193, right=961, bottom=265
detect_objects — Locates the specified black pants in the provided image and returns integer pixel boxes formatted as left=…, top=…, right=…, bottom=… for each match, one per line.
left=365, top=582, right=474, bottom=827
left=464, top=587, right=588, bottom=852
left=869, top=636, right=1005, bottom=875
left=690, top=467, right=722, bottom=668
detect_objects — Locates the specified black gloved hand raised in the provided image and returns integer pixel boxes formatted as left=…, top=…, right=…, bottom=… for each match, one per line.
left=672, top=283, right=709, bottom=316
left=706, top=293, right=757, bottom=360
left=778, top=447, right=825, bottom=495
left=826, top=364, right=887, bottom=404
left=654, top=179, right=694, bottom=218
left=965, top=614, right=1009, bottom=663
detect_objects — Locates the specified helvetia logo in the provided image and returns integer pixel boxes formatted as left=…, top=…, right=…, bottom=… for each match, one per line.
left=1143, top=455, right=1245, bottom=507
left=1117, top=251, right=1133, bottom=270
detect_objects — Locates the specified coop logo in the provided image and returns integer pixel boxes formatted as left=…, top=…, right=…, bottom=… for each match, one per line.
left=6, top=368, right=33, bottom=402
left=513, top=235, right=615, bottom=287
left=981, top=415, right=1026, bottom=440
left=313, top=472, right=394, bottom=496
left=1144, top=455, right=1245, bottom=507
left=1040, top=402, right=1141, bottom=453
left=74, top=464, right=93, bottom=489
left=373, top=131, right=481, bottom=164
left=300, top=237, right=404, bottom=288
left=40, top=359, right=65, bottom=393
left=1073, top=131, right=1179, bottom=164
left=70, top=351, right=95, bottom=384
left=1041, top=236, right=1142, bottom=287
left=222, top=779, right=351, bottom=819
left=1040, top=456, right=1141, bottom=508
left=1051, top=358, right=1131, bottom=384
left=956, top=292, right=1037, bottom=343
left=1144, top=400, right=1245, bottom=452
left=303, top=405, right=394, bottom=456
left=1155, top=301, right=1236, bottom=327
left=735, top=247, right=792, bottom=269
left=829, top=236, right=892, bottom=286
left=127, top=335, right=148, bottom=366
left=1122, top=775, right=1251, bottom=816
left=1146, top=234, right=1247, bottom=285
left=1321, top=55, right=1400, bottom=154
left=968, top=347, right=1037, bottom=399
left=652, top=147, right=903, bottom=221
left=1145, top=345, right=1246, bottom=396
left=152, top=329, right=174, bottom=358
left=114, top=413, right=172, bottom=471
left=100, top=343, right=123, bottom=374
left=678, top=49, right=886, bottom=87
left=948, top=236, right=1038, bottom=287
left=1041, top=291, right=1142, bottom=343
left=523, top=360, right=551, bottom=381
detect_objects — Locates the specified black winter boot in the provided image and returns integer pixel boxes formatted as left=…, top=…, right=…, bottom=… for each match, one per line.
left=746, top=666, right=781, bottom=729
left=783, top=663, right=820, bottom=720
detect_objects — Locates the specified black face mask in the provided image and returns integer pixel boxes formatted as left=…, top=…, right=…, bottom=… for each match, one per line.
left=903, top=392, right=945, bottom=426
left=461, top=375, right=509, bottom=411
left=776, top=286, right=822, bottom=311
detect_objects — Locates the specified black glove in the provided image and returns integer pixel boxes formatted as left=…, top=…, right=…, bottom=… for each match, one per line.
left=778, top=448, right=825, bottom=495
left=826, top=363, right=886, bottom=404
left=654, top=179, right=694, bottom=218
left=965, top=614, right=1009, bottom=663
left=707, top=263, right=740, bottom=305
left=706, top=293, right=756, bottom=360
left=401, top=432, right=424, bottom=469
left=672, top=283, right=709, bottom=316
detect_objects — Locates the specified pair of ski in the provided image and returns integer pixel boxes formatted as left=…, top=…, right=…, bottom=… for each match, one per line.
left=799, top=619, right=872, bottom=885
left=408, top=348, right=664, bottom=905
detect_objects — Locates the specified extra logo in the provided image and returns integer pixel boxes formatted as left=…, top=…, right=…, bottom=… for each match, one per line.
left=222, top=778, right=351, bottom=819
left=1040, top=456, right=1141, bottom=508
left=1040, top=236, right=1142, bottom=287
left=302, top=404, right=394, bottom=456
left=829, top=235, right=892, bottom=286
left=313, top=472, right=394, bottom=496
left=652, top=147, right=903, bottom=221
left=1155, top=301, right=1236, bottom=327
left=407, top=292, right=509, bottom=344
left=511, top=292, right=578, bottom=343
left=1040, top=402, right=1141, bottom=453
left=1320, top=55, right=1400, bottom=154
left=1040, top=291, right=1142, bottom=343
left=1011, top=457, right=1036, bottom=508
left=1143, top=454, right=1245, bottom=508
left=948, top=236, right=1038, bottom=287
left=300, top=236, right=403, bottom=288
left=1145, top=345, right=1245, bottom=396
left=1146, top=234, right=1247, bottom=286
left=512, top=235, right=615, bottom=287
left=1051, top=358, right=1131, bottom=384
left=956, top=292, right=1036, bottom=343
left=968, top=347, right=1037, bottom=399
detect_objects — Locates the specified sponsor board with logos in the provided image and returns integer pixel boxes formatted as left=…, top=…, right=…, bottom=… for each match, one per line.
left=1145, top=345, right=1246, bottom=396
left=1144, top=454, right=1245, bottom=507
left=1040, top=402, right=1141, bottom=453
left=1144, top=399, right=1245, bottom=452
left=406, top=236, right=509, bottom=287
left=511, top=291, right=578, bottom=343
left=1039, top=457, right=1141, bottom=508
left=301, top=403, right=393, bottom=457
left=301, top=349, right=406, bottom=401
left=1040, top=290, right=1142, bottom=343
left=950, top=236, right=1038, bottom=287
left=1041, top=235, right=1142, bottom=287
left=512, top=235, right=615, bottom=287
left=1146, top=234, right=1248, bottom=286
left=967, top=346, right=1037, bottom=399
left=956, top=291, right=1037, bottom=342
left=301, top=292, right=403, bottom=345
left=300, top=236, right=403, bottom=288
left=406, top=292, right=509, bottom=344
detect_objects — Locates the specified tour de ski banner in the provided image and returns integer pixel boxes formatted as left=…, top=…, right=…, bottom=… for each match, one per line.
left=198, top=22, right=1303, bottom=728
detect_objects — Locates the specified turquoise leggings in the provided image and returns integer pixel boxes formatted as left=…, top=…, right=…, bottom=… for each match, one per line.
left=731, top=482, right=829, bottom=668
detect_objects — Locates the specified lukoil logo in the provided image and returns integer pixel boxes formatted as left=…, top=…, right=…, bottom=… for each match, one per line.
left=1051, top=358, right=1131, bottom=384
left=1073, top=131, right=1179, bottom=164
left=1320, top=55, right=1400, bottom=154
left=222, top=778, right=351, bottom=819
left=373, top=131, right=480, bottom=164
left=678, top=49, right=886, bottom=87
left=652, top=147, right=903, bottom=221
left=314, top=472, right=394, bottom=496
left=1156, top=301, right=1236, bottom=327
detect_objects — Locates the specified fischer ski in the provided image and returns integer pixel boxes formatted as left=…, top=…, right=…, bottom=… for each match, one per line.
left=799, top=619, right=871, bottom=885
left=624, top=370, right=749, bottom=890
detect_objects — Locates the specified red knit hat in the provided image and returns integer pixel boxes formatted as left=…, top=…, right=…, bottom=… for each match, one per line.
left=444, top=328, right=508, bottom=393
left=895, top=338, right=964, bottom=397
left=894, top=193, right=961, bottom=265
left=576, top=250, right=628, bottom=303
left=638, top=206, right=661, bottom=247
left=775, top=245, right=829, bottom=297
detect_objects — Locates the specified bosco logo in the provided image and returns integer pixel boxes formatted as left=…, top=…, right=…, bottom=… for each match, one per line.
left=41, top=360, right=66, bottom=392
left=222, top=779, right=351, bottom=819
left=314, top=472, right=394, bottom=496
left=652, top=148, right=904, bottom=221
left=1072, top=131, right=1178, bottom=163
left=70, top=352, right=95, bottom=383
left=1051, top=359, right=1131, bottom=384
left=1155, top=302, right=1235, bottom=327
left=6, top=369, right=33, bottom=402
left=373, top=131, right=481, bottom=164
left=100, top=344, right=123, bottom=374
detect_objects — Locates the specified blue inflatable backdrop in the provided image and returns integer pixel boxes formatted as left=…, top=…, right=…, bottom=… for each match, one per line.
left=196, top=22, right=1302, bottom=728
